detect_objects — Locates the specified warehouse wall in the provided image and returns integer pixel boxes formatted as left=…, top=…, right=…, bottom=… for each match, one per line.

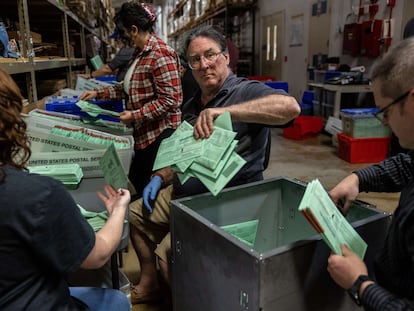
left=256, top=0, right=408, bottom=102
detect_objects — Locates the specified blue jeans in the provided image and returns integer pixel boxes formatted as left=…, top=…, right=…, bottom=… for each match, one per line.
left=69, top=287, right=130, bottom=311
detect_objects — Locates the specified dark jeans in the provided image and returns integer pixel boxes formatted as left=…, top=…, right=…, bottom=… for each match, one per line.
left=69, top=287, right=130, bottom=311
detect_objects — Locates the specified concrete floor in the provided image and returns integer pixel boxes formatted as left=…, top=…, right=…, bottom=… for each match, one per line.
left=123, top=128, right=400, bottom=311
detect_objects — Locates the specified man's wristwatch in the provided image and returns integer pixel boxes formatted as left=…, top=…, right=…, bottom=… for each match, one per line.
left=347, top=275, right=371, bottom=306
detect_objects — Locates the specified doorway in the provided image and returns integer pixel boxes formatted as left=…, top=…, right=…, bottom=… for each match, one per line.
left=261, top=11, right=285, bottom=81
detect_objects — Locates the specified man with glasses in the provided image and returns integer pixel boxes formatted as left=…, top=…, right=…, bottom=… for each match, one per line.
left=127, top=25, right=300, bottom=304
left=373, top=90, right=411, bottom=123
left=327, top=37, right=414, bottom=310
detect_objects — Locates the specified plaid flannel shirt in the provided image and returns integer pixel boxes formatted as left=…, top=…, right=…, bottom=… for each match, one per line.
left=96, top=34, right=182, bottom=149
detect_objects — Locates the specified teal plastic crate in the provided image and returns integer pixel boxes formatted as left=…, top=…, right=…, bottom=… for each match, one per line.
left=341, top=108, right=391, bottom=138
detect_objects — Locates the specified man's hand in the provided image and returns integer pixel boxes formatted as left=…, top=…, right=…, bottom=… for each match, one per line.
left=329, top=173, right=360, bottom=215
left=142, top=175, right=163, bottom=213
left=327, top=244, right=368, bottom=289
left=194, top=107, right=225, bottom=139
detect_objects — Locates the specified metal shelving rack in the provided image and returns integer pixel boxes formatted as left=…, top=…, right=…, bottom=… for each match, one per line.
left=0, top=0, right=112, bottom=103
left=166, top=0, right=257, bottom=77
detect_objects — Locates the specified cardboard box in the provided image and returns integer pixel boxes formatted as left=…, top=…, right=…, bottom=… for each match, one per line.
left=170, top=177, right=391, bottom=311
left=7, top=31, right=42, bottom=44
left=24, top=115, right=133, bottom=178
left=28, top=108, right=132, bottom=136
left=75, top=76, right=112, bottom=91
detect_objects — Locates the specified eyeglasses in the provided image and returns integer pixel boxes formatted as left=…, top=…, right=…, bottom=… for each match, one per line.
left=374, top=90, right=411, bottom=122
left=188, top=50, right=224, bottom=70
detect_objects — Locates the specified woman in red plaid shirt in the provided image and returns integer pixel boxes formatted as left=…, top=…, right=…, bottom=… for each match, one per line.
left=80, top=2, right=182, bottom=198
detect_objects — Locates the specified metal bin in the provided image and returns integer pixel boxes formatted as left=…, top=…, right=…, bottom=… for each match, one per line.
left=170, top=177, right=391, bottom=311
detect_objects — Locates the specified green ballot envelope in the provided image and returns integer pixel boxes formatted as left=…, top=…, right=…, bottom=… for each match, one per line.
left=77, top=204, right=108, bottom=231
left=90, top=55, right=104, bottom=70
left=99, top=143, right=129, bottom=190
left=76, top=100, right=121, bottom=118
left=153, top=112, right=246, bottom=196
left=298, top=179, right=368, bottom=259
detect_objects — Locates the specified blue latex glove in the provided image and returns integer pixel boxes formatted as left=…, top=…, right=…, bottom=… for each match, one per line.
left=142, top=175, right=162, bottom=213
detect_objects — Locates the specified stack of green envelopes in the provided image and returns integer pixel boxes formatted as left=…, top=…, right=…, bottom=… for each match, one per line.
left=77, top=204, right=128, bottom=231
left=50, top=125, right=129, bottom=149
left=77, top=204, right=108, bottom=231
left=28, top=163, right=83, bottom=189
left=298, top=179, right=367, bottom=259
left=153, top=112, right=246, bottom=196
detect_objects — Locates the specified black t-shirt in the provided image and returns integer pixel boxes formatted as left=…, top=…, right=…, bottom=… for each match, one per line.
left=173, top=74, right=288, bottom=197
left=0, top=165, right=95, bottom=310
left=108, top=46, right=135, bottom=82
left=181, top=69, right=199, bottom=104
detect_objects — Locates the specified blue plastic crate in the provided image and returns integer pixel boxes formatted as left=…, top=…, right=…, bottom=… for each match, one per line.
left=314, top=70, right=342, bottom=83
left=265, top=81, right=289, bottom=92
left=45, top=96, right=123, bottom=122
left=340, top=108, right=379, bottom=116
left=302, top=90, right=314, bottom=105
left=299, top=103, right=313, bottom=116
left=325, top=71, right=342, bottom=81
left=94, top=75, right=117, bottom=83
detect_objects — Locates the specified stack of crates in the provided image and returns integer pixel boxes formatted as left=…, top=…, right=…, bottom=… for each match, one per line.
left=312, top=70, right=342, bottom=118
left=337, top=108, right=391, bottom=163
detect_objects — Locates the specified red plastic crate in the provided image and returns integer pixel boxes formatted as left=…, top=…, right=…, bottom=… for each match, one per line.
left=283, top=116, right=324, bottom=140
left=247, top=75, right=276, bottom=82
left=337, top=133, right=391, bottom=163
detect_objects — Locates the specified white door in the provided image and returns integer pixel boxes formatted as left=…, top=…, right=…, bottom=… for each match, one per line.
left=261, top=11, right=284, bottom=80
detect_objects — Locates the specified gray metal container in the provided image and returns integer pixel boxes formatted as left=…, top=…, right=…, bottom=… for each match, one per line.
left=170, top=177, right=391, bottom=311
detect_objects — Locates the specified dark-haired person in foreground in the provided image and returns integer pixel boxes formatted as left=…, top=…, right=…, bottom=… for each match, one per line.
left=0, top=67, right=131, bottom=310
